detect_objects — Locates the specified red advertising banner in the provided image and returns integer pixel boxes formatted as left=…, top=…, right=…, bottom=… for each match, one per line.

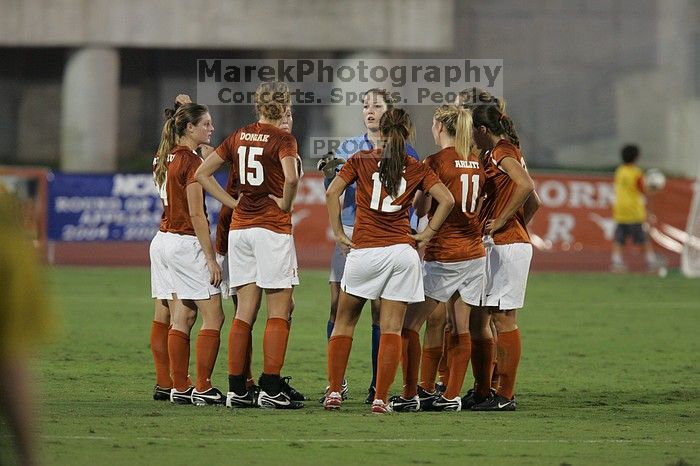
left=293, top=172, right=693, bottom=272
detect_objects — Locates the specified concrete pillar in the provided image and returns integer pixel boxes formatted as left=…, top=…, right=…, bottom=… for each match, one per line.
left=60, top=47, right=120, bottom=172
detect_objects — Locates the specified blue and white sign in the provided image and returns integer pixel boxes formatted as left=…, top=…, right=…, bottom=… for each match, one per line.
left=48, top=172, right=224, bottom=242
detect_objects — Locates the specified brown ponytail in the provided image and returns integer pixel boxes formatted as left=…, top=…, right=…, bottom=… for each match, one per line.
left=154, top=103, right=209, bottom=188
left=378, top=108, right=412, bottom=197
left=471, top=103, right=520, bottom=148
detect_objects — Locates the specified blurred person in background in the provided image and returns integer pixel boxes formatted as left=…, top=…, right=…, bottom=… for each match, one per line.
left=196, top=81, right=303, bottom=410
left=318, top=88, right=420, bottom=404
left=0, top=188, right=54, bottom=466
left=153, top=102, right=226, bottom=406
left=611, top=144, right=663, bottom=273
left=323, top=108, right=454, bottom=414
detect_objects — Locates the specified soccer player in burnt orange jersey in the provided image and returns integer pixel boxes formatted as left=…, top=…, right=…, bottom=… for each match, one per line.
left=153, top=103, right=226, bottom=405
left=390, top=104, right=487, bottom=412
left=212, top=106, right=306, bottom=403
left=196, top=82, right=303, bottom=410
left=324, top=108, right=455, bottom=414
left=459, top=90, right=542, bottom=411
left=150, top=95, right=199, bottom=401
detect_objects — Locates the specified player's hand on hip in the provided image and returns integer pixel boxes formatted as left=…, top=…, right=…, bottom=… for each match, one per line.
left=410, top=230, right=433, bottom=250
left=334, top=232, right=355, bottom=255
left=485, top=217, right=507, bottom=236
left=207, top=258, right=223, bottom=287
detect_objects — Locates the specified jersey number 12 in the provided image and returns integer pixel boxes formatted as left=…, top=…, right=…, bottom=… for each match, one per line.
left=370, top=172, right=407, bottom=212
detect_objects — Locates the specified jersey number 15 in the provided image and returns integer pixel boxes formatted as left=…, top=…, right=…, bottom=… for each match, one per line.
left=237, top=146, right=264, bottom=186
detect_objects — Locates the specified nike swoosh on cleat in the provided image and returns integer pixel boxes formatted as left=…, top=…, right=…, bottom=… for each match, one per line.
left=497, top=402, right=511, bottom=409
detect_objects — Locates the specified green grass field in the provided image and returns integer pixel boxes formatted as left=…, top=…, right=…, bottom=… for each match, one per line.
left=4, top=267, right=699, bottom=465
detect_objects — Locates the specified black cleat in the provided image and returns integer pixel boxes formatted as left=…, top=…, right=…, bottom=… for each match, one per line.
left=170, top=386, right=194, bottom=405
left=462, top=388, right=496, bottom=410
left=192, top=387, right=225, bottom=406
left=388, top=395, right=420, bottom=412
left=435, top=382, right=447, bottom=394
left=257, top=389, right=304, bottom=409
left=364, top=386, right=376, bottom=404
left=153, top=385, right=172, bottom=401
left=430, top=394, right=462, bottom=412
left=226, top=389, right=257, bottom=408
left=281, top=376, right=306, bottom=401
left=471, top=393, right=517, bottom=411
left=417, top=385, right=438, bottom=411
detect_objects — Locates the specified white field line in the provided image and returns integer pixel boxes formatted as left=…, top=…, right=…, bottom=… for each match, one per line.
left=37, top=436, right=697, bottom=444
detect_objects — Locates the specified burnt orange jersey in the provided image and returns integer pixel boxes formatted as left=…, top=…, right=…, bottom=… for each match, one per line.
left=217, top=122, right=297, bottom=234
left=214, top=171, right=240, bottom=255
left=163, top=145, right=208, bottom=236
left=152, top=155, right=169, bottom=232
left=480, top=140, right=530, bottom=245
left=337, top=149, right=440, bottom=249
left=423, top=148, right=486, bottom=262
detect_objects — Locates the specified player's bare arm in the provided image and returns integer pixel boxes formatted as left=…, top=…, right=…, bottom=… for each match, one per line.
left=195, top=150, right=239, bottom=210
left=485, top=156, right=535, bottom=235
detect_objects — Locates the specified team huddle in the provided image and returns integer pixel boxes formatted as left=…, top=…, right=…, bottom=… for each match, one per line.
left=148, top=82, right=541, bottom=414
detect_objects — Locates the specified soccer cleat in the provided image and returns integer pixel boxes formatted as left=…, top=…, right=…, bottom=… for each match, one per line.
left=226, top=389, right=257, bottom=408
left=435, top=382, right=447, bottom=394
left=417, top=385, right=438, bottom=411
left=323, top=391, right=343, bottom=410
left=257, top=389, right=304, bottom=410
left=471, top=394, right=517, bottom=411
left=364, top=385, right=376, bottom=404
left=191, top=387, right=225, bottom=406
left=170, top=386, right=194, bottom=405
left=388, top=395, right=420, bottom=412
left=430, top=394, right=462, bottom=412
left=280, top=376, right=306, bottom=401
left=319, top=379, right=349, bottom=404
left=153, top=385, right=172, bottom=401
left=462, top=388, right=496, bottom=410
left=371, top=399, right=392, bottom=414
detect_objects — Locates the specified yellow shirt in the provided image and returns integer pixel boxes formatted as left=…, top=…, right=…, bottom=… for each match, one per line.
left=613, top=164, right=646, bottom=224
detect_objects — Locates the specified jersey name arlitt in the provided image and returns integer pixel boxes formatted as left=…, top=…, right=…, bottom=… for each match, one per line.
left=455, top=160, right=480, bottom=168
left=240, top=132, right=270, bottom=143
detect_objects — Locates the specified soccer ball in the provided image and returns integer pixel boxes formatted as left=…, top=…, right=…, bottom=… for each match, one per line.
left=644, top=168, right=666, bottom=191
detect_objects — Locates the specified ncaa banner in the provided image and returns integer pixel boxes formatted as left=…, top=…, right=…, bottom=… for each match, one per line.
left=47, top=172, right=225, bottom=242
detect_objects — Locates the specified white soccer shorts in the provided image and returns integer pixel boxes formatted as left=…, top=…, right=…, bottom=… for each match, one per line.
left=423, top=257, right=486, bottom=306
left=150, top=231, right=174, bottom=300
left=482, top=236, right=533, bottom=310
left=162, top=232, right=221, bottom=300
left=329, top=225, right=354, bottom=283
left=227, top=227, right=300, bottom=290
left=341, top=243, right=424, bottom=303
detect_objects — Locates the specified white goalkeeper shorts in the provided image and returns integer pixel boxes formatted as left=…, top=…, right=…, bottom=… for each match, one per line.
left=329, top=225, right=354, bottom=282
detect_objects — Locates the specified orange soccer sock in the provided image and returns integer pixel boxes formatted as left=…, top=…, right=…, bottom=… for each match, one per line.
left=263, top=318, right=290, bottom=375
left=244, top=333, right=254, bottom=388
left=150, top=320, right=172, bottom=388
left=437, top=328, right=451, bottom=386
left=374, top=333, right=402, bottom=403
left=195, top=329, right=220, bottom=392
left=401, top=329, right=421, bottom=399
left=444, top=333, right=471, bottom=400
left=471, top=337, right=496, bottom=397
left=496, top=329, right=521, bottom=400
left=419, top=346, right=442, bottom=392
left=228, top=319, right=251, bottom=376
left=167, top=329, right=191, bottom=392
left=327, top=335, right=353, bottom=393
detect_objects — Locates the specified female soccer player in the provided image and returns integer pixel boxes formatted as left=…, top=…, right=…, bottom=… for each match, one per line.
left=153, top=102, right=225, bottom=405
left=319, top=88, right=421, bottom=403
left=195, top=82, right=303, bottom=410
left=390, top=104, right=487, bottom=412
left=460, top=91, right=542, bottom=411
left=150, top=95, right=200, bottom=401
left=213, top=106, right=305, bottom=402
left=323, top=108, right=454, bottom=414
